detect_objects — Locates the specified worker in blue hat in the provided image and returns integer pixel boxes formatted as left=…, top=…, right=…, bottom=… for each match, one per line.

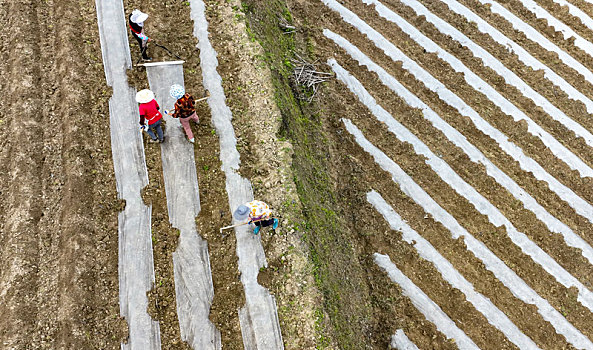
left=233, top=200, right=279, bottom=235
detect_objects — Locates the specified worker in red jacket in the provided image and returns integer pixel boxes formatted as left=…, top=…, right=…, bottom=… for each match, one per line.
left=136, top=89, right=164, bottom=143
left=129, top=9, right=151, bottom=61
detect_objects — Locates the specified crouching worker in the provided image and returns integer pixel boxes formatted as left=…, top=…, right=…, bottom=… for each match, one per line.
left=167, top=84, right=199, bottom=143
left=136, top=89, right=164, bottom=143
left=233, top=200, right=279, bottom=235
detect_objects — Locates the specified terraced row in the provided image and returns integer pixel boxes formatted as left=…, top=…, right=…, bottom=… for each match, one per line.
left=310, top=0, right=593, bottom=347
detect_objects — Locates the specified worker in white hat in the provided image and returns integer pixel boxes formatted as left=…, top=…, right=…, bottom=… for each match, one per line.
left=129, top=9, right=151, bottom=61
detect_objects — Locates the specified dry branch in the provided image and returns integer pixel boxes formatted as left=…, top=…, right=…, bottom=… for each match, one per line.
left=291, top=55, right=333, bottom=102
left=278, top=17, right=296, bottom=34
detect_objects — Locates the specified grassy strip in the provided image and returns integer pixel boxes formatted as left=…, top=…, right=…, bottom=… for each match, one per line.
left=241, top=1, right=372, bottom=348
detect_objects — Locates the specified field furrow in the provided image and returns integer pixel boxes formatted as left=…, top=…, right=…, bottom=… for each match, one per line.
left=325, top=28, right=593, bottom=275
left=321, top=0, right=593, bottom=258
left=382, top=0, right=593, bottom=169
left=369, top=190, right=538, bottom=349
left=300, top=0, right=593, bottom=347
left=338, top=114, right=584, bottom=347
left=0, top=1, right=45, bottom=347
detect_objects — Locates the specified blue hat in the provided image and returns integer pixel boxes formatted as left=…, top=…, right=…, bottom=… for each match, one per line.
left=233, top=204, right=250, bottom=220
left=170, top=84, right=185, bottom=99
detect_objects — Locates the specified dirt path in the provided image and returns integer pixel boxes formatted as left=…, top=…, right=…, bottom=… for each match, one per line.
left=144, top=62, right=221, bottom=349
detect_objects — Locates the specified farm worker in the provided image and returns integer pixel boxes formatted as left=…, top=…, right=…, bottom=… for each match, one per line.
left=166, top=84, right=200, bottom=143
left=129, top=9, right=151, bottom=61
left=233, top=200, right=279, bottom=235
left=136, top=89, right=165, bottom=143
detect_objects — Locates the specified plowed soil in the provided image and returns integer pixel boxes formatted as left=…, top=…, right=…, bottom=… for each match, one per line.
left=279, top=0, right=593, bottom=348
left=0, top=0, right=125, bottom=348
left=2, top=0, right=593, bottom=349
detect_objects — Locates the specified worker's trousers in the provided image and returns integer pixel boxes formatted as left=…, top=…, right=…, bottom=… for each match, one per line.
left=147, top=119, right=164, bottom=141
left=179, top=112, right=200, bottom=140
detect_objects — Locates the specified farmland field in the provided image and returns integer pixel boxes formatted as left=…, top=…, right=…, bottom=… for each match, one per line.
left=1, top=0, right=593, bottom=348
left=275, top=0, right=593, bottom=348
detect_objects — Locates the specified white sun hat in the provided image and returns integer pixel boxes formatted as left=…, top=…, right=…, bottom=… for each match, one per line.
left=130, top=9, right=149, bottom=24
left=136, top=89, right=155, bottom=104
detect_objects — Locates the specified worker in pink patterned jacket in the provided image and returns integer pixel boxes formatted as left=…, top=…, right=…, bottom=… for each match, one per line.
left=233, top=200, right=279, bottom=235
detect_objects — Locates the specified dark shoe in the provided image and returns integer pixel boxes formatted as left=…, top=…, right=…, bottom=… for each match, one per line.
left=149, top=138, right=158, bottom=143
left=159, top=137, right=165, bottom=143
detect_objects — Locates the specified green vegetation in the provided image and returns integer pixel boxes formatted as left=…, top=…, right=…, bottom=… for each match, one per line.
left=241, top=1, right=372, bottom=348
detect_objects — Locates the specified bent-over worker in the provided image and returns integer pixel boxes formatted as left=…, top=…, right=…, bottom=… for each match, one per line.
left=129, top=9, right=151, bottom=61
left=234, top=200, right=279, bottom=235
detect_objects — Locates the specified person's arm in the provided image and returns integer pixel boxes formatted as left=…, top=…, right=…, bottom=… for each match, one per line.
left=245, top=203, right=255, bottom=223
left=139, top=113, right=147, bottom=131
left=138, top=105, right=144, bottom=125
left=137, top=32, right=149, bottom=41
left=139, top=105, right=148, bottom=126
left=171, top=102, right=181, bottom=118
left=129, top=20, right=149, bottom=40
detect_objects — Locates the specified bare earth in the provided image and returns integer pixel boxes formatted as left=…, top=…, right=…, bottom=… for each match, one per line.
left=2, top=0, right=593, bottom=349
